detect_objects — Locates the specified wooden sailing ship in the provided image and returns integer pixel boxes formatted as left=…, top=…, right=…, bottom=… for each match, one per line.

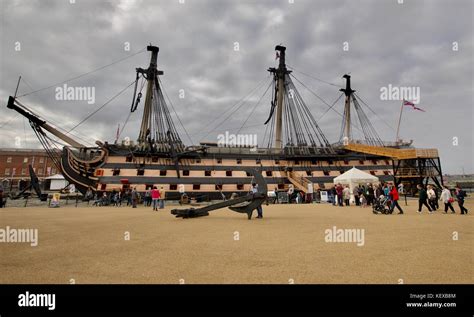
left=7, top=45, right=443, bottom=199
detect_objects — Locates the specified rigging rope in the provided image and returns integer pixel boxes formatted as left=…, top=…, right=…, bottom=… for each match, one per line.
left=199, top=75, right=271, bottom=141
left=66, top=79, right=137, bottom=134
left=287, top=65, right=340, bottom=87
left=17, top=47, right=147, bottom=98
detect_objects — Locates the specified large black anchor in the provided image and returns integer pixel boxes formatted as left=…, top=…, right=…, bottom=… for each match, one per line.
left=171, top=169, right=268, bottom=220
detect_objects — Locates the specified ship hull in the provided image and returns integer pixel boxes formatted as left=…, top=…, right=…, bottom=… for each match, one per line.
left=61, top=144, right=395, bottom=199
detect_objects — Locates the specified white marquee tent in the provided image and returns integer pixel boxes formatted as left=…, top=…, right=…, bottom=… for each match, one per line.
left=333, top=167, right=380, bottom=202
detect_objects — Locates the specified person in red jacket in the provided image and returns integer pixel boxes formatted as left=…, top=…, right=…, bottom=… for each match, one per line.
left=389, top=185, right=404, bottom=214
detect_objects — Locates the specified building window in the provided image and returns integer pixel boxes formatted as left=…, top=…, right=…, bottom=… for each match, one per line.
left=383, top=171, right=390, bottom=175
left=266, top=171, right=273, bottom=177
left=6, top=157, right=12, bottom=163
left=126, top=155, right=133, bottom=162
left=21, top=168, right=26, bottom=175
left=306, top=170, right=312, bottom=176
left=38, top=168, right=43, bottom=175
left=183, top=170, right=190, bottom=176
left=215, top=184, right=222, bottom=190
left=359, top=160, right=364, bottom=165
left=370, top=171, right=376, bottom=175
left=339, top=170, right=344, bottom=175
left=23, top=157, right=28, bottom=163
left=327, top=160, right=333, bottom=165
left=372, top=160, right=378, bottom=165
left=113, top=169, right=120, bottom=176
left=51, top=168, right=57, bottom=174
left=237, top=184, right=244, bottom=190
left=204, top=170, right=211, bottom=177
left=137, top=169, right=145, bottom=176
left=343, top=160, right=349, bottom=165
left=385, top=160, right=390, bottom=165
left=195, top=159, right=201, bottom=164
left=170, top=184, right=178, bottom=190
left=226, top=171, right=232, bottom=177
left=193, top=184, right=201, bottom=190
left=256, top=158, right=261, bottom=164
left=152, top=157, right=159, bottom=163
left=323, top=171, right=330, bottom=176
left=278, top=183, right=285, bottom=189
left=216, top=158, right=222, bottom=164
left=5, top=168, right=10, bottom=176
left=274, top=159, right=280, bottom=165
left=160, top=170, right=167, bottom=176
left=245, top=171, right=251, bottom=177
left=39, top=157, right=44, bottom=164
left=236, top=158, right=242, bottom=164
left=294, top=160, right=300, bottom=165
left=311, top=160, right=317, bottom=165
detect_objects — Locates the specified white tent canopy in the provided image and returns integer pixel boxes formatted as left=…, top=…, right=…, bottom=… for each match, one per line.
left=45, top=174, right=68, bottom=191
left=333, top=167, right=379, bottom=202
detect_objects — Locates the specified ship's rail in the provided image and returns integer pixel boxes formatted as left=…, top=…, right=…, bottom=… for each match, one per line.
left=344, top=143, right=439, bottom=159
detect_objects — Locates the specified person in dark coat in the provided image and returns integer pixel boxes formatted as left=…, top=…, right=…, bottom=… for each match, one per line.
left=455, top=185, right=469, bottom=214
left=417, top=184, right=432, bottom=213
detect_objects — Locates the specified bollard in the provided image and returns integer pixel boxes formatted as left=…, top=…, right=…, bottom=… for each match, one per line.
left=75, top=193, right=79, bottom=207
left=24, top=196, right=28, bottom=207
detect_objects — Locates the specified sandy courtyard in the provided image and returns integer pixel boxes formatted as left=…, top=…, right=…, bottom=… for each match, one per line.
left=0, top=199, right=472, bottom=284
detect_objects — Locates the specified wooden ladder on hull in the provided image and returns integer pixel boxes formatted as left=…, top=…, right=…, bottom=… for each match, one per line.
left=285, top=171, right=311, bottom=192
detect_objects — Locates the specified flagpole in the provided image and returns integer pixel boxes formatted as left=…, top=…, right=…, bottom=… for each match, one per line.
left=395, top=100, right=404, bottom=143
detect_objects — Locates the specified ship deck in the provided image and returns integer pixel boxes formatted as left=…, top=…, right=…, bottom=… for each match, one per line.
left=1, top=200, right=472, bottom=284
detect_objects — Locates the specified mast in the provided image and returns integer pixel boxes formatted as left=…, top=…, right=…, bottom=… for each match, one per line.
left=268, top=45, right=291, bottom=149
left=137, top=45, right=163, bottom=144
left=340, top=74, right=355, bottom=143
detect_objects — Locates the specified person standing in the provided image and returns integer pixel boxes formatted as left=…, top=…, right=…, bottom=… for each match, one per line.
left=131, top=187, right=138, bottom=208
left=455, top=185, right=469, bottom=214
left=367, top=184, right=375, bottom=206
left=151, top=186, right=160, bottom=211
left=389, top=185, right=403, bottom=214
left=417, top=184, right=432, bottom=213
left=336, top=183, right=343, bottom=207
left=343, top=185, right=350, bottom=206
left=159, top=186, right=165, bottom=209
left=330, top=186, right=337, bottom=206
left=440, top=186, right=455, bottom=213
left=427, top=185, right=438, bottom=211
left=251, top=182, right=263, bottom=218
left=353, top=185, right=360, bottom=206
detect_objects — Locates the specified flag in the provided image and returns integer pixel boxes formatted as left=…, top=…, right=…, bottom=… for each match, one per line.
left=403, top=99, right=425, bottom=112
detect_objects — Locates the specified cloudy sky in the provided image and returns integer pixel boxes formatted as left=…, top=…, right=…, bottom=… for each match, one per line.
left=0, top=0, right=472, bottom=174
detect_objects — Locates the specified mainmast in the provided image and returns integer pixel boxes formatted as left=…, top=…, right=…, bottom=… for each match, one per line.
left=340, top=74, right=355, bottom=143
left=268, top=45, right=291, bottom=149
left=133, top=45, right=184, bottom=152
left=137, top=45, right=163, bottom=144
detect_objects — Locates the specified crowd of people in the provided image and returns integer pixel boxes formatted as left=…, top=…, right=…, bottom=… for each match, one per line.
left=326, top=182, right=469, bottom=215
left=87, top=186, right=165, bottom=210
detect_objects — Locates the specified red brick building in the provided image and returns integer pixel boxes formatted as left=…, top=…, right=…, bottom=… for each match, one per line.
left=0, top=148, right=61, bottom=191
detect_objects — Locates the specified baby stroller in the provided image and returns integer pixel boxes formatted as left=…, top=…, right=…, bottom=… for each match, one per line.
left=372, top=195, right=392, bottom=214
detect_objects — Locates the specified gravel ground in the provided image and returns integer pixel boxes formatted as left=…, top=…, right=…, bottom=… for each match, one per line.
left=0, top=199, right=472, bottom=284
